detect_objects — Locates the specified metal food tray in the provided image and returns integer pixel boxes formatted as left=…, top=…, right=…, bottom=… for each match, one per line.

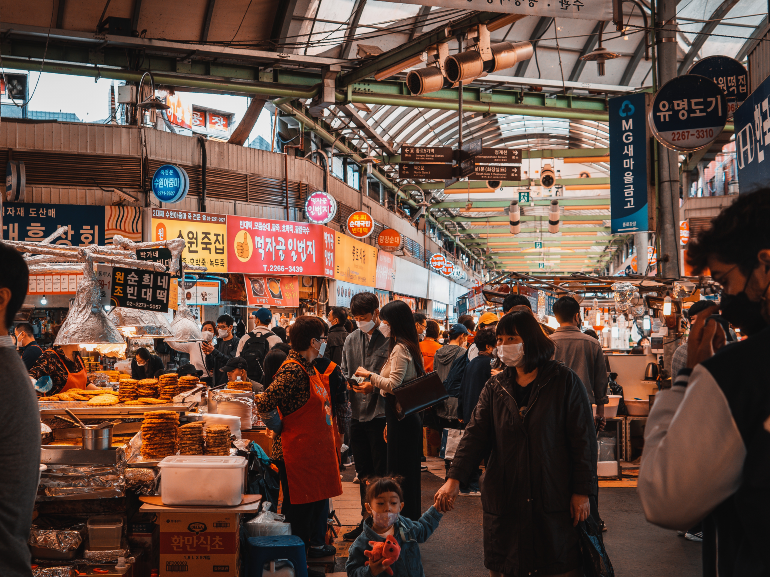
left=39, top=401, right=195, bottom=417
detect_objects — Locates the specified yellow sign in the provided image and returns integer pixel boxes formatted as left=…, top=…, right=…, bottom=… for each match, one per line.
left=334, top=232, right=378, bottom=287
left=151, top=209, right=227, bottom=273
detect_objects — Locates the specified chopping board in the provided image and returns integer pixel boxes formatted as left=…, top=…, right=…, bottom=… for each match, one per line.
left=139, top=494, right=261, bottom=509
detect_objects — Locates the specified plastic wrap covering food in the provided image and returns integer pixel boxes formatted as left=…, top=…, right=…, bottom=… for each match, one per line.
left=89, top=372, right=112, bottom=388
left=29, top=527, right=83, bottom=553
left=124, top=468, right=157, bottom=495
left=83, top=548, right=128, bottom=562
left=32, top=567, right=74, bottom=577
left=39, top=465, right=124, bottom=499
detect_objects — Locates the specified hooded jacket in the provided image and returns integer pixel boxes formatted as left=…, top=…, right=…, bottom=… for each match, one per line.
left=434, top=344, right=465, bottom=383
left=346, top=506, right=443, bottom=577
left=449, top=360, right=597, bottom=576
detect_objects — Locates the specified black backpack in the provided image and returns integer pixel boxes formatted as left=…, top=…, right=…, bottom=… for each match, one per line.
left=240, top=331, right=275, bottom=382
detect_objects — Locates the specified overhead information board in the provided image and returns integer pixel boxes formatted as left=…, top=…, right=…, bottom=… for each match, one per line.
left=470, top=165, right=521, bottom=180
left=378, top=0, right=612, bottom=21
left=474, top=149, right=523, bottom=164
left=399, top=163, right=454, bottom=180
left=401, top=146, right=453, bottom=163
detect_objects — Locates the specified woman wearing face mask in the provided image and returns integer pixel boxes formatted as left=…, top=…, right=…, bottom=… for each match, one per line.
left=131, top=347, right=165, bottom=380
left=353, top=300, right=425, bottom=521
left=254, top=316, right=342, bottom=569
left=433, top=311, right=597, bottom=577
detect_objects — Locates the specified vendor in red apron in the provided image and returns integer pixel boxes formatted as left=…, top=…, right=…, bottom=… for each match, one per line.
left=255, top=315, right=343, bottom=568
left=28, top=344, right=88, bottom=395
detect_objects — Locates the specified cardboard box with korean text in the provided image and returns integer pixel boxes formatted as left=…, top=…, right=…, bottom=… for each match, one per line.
left=158, top=511, right=241, bottom=576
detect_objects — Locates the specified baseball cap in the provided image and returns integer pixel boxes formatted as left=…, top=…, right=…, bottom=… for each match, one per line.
left=252, top=307, right=273, bottom=324
left=450, top=323, right=469, bottom=335
left=478, top=312, right=499, bottom=326
left=220, top=356, right=249, bottom=372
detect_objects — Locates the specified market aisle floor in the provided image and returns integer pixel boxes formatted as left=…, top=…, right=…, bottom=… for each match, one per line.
left=335, top=459, right=702, bottom=576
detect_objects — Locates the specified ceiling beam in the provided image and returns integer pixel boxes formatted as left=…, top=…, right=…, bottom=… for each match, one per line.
left=410, top=6, right=432, bottom=41
left=270, top=0, right=301, bottom=50
left=228, top=96, right=267, bottom=146
left=677, top=0, right=741, bottom=75
left=338, top=104, right=396, bottom=155
left=438, top=215, right=609, bottom=223
left=515, top=17, right=553, bottom=78
left=340, top=0, right=367, bottom=60
left=56, top=0, right=66, bottom=29
left=131, top=0, right=142, bottom=33
left=735, top=15, right=769, bottom=62
left=569, top=21, right=605, bottom=82
left=201, top=0, right=216, bottom=43
left=432, top=198, right=610, bottom=209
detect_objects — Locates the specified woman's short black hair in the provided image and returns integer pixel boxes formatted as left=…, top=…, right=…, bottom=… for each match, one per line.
left=350, top=292, right=380, bottom=316
left=344, top=319, right=355, bottom=333
left=365, top=477, right=404, bottom=503
left=496, top=311, right=555, bottom=374
left=425, top=319, right=440, bottom=339
left=263, top=344, right=290, bottom=387
left=0, top=242, right=28, bottom=328
left=687, top=189, right=770, bottom=276
left=201, top=320, right=216, bottom=332
left=272, top=325, right=287, bottom=343
left=502, top=294, right=532, bottom=313
left=135, top=347, right=151, bottom=361
left=289, top=316, right=325, bottom=352
left=474, top=328, right=497, bottom=353
left=379, top=300, right=424, bottom=375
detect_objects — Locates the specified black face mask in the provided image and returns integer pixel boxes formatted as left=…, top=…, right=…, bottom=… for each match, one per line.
left=720, top=274, right=770, bottom=336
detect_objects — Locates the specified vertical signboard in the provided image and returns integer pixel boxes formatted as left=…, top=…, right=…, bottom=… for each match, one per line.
left=609, top=93, right=650, bottom=234
left=334, top=232, right=378, bottom=287
left=735, top=73, right=770, bottom=194
left=375, top=250, right=396, bottom=291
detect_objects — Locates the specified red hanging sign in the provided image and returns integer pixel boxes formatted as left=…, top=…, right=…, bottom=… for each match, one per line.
left=377, top=228, right=402, bottom=252
left=430, top=254, right=446, bottom=270
left=346, top=211, right=374, bottom=239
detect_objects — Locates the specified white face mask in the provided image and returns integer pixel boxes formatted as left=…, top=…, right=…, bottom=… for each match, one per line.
left=379, top=322, right=391, bottom=338
left=358, top=319, right=375, bottom=333
left=218, top=328, right=229, bottom=338
left=420, top=331, right=426, bottom=339
left=372, top=511, right=399, bottom=530
left=497, top=343, right=524, bottom=367
left=317, top=341, right=327, bottom=356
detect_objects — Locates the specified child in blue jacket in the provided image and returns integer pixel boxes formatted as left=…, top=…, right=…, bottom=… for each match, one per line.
left=346, top=477, right=443, bottom=577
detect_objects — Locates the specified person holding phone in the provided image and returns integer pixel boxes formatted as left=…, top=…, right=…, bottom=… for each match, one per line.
left=639, top=190, right=770, bottom=577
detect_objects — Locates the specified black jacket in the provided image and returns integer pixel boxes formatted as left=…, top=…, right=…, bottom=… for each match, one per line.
left=131, top=354, right=165, bottom=380
left=449, top=360, right=597, bottom=576
left=458, top=354, right=493, bottom=423
left=325, top=324, right=348, bottom=366
left=205, top=337, right=238, bottom=386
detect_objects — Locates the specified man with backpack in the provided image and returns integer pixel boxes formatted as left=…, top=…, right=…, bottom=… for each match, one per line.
left=237, top=308, right=282, bottom=384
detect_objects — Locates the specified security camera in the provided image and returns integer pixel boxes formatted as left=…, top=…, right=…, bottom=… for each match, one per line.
left=540, top=164, right=555, bottom=188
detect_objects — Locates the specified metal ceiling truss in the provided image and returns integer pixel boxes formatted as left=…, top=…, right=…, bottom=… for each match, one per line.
left=677, top=0, right=741, bottom=75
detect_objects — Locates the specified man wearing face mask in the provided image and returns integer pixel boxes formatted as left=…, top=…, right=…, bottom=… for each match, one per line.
left=413, top=313, right=427, bottom=341
left=14, top=323, right=42, bottom=370
left=255, top=316, right=342, bottom=572
left=639, top=190, right=770, bottom=577
left=340, top=292, right=390, bottom=541
left=201, top=315, right=238, bottom=387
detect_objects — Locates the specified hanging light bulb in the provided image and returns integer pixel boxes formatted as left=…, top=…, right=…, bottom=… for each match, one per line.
left=40, top=295, right=47, bottom=305
left=663, top=295, right=672, bottom=316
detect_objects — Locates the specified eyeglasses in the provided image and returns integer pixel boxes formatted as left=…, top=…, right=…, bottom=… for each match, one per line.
left=710, top=264, right=740, bottom=293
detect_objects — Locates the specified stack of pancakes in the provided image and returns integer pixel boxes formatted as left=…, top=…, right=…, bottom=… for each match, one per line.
left=204, top=425, right=231, bottom=456
left=118, top=379, right=139, bottom=402
left=140, top=411, right=179, bottom=459
left=137, top=379, right=159, bottom=399
left=158, top=374, right=179, bottom=401
left=178, top=375, right=200, bottom=395
left=227, top=381, right=252, bottom=392
left=178, top=422, right=205, bottom=455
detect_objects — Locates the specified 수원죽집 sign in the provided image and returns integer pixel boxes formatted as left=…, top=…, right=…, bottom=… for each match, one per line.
left=610, top=93, right=650, bottom=234
left=152, top=209, right=227, bottom=273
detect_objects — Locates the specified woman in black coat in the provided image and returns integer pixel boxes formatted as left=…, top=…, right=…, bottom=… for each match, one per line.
left=435, top=311, right=598, bottom=577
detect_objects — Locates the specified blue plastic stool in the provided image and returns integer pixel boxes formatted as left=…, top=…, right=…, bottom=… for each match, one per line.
left=246, top=535, right=308, bottom=577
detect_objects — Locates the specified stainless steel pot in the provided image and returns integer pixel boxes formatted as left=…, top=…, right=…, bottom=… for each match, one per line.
left=82, top=426, right=113, bottom=450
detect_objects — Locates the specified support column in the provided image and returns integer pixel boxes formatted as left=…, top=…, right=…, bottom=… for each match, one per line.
left=656, top=0, right=681, bottom=279
left=635, top=231, right=649, bottom=275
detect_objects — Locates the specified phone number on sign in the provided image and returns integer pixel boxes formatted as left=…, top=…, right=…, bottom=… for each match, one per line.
left=670, top=128, right=714, bottom=142
left=262, top=264, right=304, bottom=273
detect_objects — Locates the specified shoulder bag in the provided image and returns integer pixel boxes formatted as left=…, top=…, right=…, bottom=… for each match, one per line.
left=387, top=370, right=448, bottom=421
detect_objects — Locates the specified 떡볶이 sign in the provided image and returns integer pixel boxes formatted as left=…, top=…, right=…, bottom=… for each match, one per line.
left=688, top=56, right=748, bottom=119
left=377, top=228, right=402, bottom=252
left=346, top=211, right=374, bottom=239
left=110, top=267, right=171, bottom=312
left=610, top=93, right=650, bottom=234
left=305, top=191, right=337, bottom=225
left=734, top=72, right=770, bottom=194
left=152, top=209, right=227, bottom=273
left=151, top=165, right=189, bottom=204
left=227, top=216, right=335, bottom=277
left=430, top=253, right=446, bottom=270
left=649, top=75, right=727, bottom=152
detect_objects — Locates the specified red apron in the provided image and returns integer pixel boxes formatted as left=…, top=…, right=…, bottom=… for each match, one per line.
left=279, top=360, right=343, bottom=505
left=54, top=350, right=88, bottom=392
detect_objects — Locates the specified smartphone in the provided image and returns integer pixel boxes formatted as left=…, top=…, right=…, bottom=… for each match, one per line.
left=706, top=314, right=734, bottom=342
left=347, top=376, right=364, bottom=388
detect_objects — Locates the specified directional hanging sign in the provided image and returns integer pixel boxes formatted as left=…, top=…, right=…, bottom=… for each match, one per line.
left=649, top=75, right=727, bottom=152
left=470, top=166, right=521, bottom=180
left=474, top=149, right=523, bottom=164
left=401, top=146, right=453, bottom=163
left=377, top=0, right=613, bottom=22
left=460, top=138, right=483, bottom=160
left=688, top=56, right=748, bottom=119
left=399, top=163, right=454, bottom=180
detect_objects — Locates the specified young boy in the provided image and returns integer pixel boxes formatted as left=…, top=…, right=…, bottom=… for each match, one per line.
left=346, top=478, right=443, bottom=577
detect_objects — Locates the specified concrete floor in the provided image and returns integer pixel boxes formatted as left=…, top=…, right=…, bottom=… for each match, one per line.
left=336, top=462, right=702, bottom=576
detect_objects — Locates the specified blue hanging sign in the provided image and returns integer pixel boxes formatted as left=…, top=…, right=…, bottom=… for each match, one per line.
left=151, top=164, right=189, bottom=204
left=609, top=92, right=649, bottom=234
left=649, top=75, right=727, bottom=152
left=734, top=72, right=770, bottom=195
left=688, top=55, right=748, bottom=119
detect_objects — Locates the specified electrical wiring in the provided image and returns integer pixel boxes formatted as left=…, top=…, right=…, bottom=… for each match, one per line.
left=228, top=0, right=255, bottom=45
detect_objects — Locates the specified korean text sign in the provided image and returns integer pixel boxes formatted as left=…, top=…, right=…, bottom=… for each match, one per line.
left=688, top=56, right=748, bottom=119
left=110, top=267, right=171, bottom=312
left=334, top=232, right=378, bottom=287
left=378, top=0, right=612, bottom=21
left=734, top=72, right=770, bottom=195
left=227, top=216, right=335, bottom=277
left=375, top=250, right=396, bottom=291
left=152, top=209, right=227, bottom=273
left=610, top=93, right=649, bottom=234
